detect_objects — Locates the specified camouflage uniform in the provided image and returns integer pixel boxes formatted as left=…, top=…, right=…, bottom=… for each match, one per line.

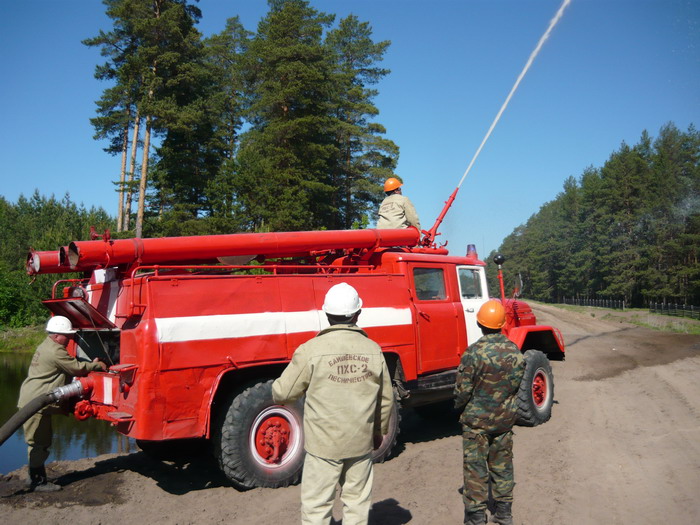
left=454, top=333, right=525, bottom=514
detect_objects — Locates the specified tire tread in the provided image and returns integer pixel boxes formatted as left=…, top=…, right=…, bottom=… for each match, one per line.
left=515, top=349, right=554, bottom=427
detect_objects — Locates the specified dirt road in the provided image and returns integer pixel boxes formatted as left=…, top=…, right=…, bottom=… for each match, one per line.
left=2, top=304, right=699, bottom=524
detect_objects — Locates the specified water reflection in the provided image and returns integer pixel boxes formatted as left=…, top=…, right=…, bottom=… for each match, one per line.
left=0, top=352, right=134, bottom=475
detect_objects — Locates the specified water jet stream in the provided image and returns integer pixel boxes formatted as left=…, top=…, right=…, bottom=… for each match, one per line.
left=457, top=0, right=572, bottom=188
left=423, top=0, right=572, bottom=246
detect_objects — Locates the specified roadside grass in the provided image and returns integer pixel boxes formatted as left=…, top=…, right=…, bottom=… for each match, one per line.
left=0, top=325, right=44, bottom=353
left=602, top=311, right=700, bottom=335
left=547, top=303, right=700, bottom=335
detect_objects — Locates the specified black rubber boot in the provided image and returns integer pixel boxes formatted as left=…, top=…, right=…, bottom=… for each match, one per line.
left=465, top=509, right=487, bottom=525
left=27, top=466, right=61, bottom=492
left=492, top=501, right=513, bottom=525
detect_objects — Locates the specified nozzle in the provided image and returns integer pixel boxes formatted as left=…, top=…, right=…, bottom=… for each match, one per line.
left=49, top=377, right=94, bottom=402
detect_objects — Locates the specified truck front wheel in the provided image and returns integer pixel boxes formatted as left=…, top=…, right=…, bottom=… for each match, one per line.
left=214, top=379, right=304, bottom=490
left=515, top=349, right=554, bottom=427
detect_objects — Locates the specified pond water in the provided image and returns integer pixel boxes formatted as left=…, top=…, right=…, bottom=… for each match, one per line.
left=0, top=352, right=135, bottom=475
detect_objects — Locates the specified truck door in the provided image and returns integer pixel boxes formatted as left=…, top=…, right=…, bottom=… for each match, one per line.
left=410, top=265, right=463, bottom=373
left=457, top=266, right=489, bottom=346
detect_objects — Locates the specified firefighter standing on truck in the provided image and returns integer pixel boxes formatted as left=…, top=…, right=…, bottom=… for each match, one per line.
left=454, top=300, right=525, bottom=525
left=17, top=316, right=106, bottom=492
left=376, top=177, right=421, bottom=230
left=272, top=283, right=394, bottom=525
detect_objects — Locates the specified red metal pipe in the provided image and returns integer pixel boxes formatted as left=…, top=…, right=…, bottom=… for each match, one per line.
left=26, top=249, right=102, bottom=275
left=67, top=228, right=420, bottom=270
left=498, top=267, right=506, bottom=302
left=26, top=250, right=66, bottom=275
left=422, top=188, right=459, bottom=247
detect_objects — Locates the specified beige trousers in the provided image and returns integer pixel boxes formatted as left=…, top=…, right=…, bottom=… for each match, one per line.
left=300, top=452, right=373, bottom=525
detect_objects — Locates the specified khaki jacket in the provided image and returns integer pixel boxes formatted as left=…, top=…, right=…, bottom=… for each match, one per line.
left=272, top=324, right=394, bottom=460
left=377, top=193, right=421, bottom=230
left=18, top=337, right=103, bottom=408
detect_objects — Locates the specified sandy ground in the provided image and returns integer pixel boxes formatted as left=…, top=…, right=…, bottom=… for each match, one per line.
left=1, top=304, right=699, bottom=524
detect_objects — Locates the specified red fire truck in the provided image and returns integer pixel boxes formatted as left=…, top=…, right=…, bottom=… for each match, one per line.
left=24, top=219, right=564, bottom=490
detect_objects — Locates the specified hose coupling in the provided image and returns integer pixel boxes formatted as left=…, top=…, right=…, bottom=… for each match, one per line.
left=50, top=381, right=84, bottom=402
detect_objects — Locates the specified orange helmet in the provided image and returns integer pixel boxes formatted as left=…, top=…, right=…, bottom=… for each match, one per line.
left=384, top=177, right=403, bottom=192
left=476, top=300, right=506, bottom=329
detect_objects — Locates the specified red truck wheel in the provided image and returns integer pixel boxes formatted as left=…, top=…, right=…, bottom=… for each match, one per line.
left=214, top=379, right=304, bottom=490
left=515, top=349, right=554, bottom=427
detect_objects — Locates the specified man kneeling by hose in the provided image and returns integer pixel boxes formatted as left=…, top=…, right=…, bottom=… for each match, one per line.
left=16, top=316, right=106, bottom=492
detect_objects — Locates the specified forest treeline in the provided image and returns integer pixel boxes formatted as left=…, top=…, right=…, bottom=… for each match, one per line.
left=489, top=123, right=700, bottom=308
left=84, top=0, right=397, bottom=238
left=0, top=193, right=114, bottom=327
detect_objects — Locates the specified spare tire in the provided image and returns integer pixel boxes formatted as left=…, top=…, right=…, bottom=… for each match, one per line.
left=515, top=349, right=554, bottom=427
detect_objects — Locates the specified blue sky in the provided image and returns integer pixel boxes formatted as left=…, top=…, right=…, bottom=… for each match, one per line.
left=1, top=0, right=698, bottom=258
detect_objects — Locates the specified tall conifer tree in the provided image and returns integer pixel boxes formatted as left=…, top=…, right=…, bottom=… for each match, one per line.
left=235, top=0, right=336, bottom=231
left=86, top=0, right=205, bottom=237
left=325, top=15, right=398, bottom=229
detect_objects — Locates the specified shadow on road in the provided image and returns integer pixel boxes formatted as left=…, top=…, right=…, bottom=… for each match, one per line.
left=0, top=449, right=230, bottom=502
left=59, top=450, right=229, bottom=496
left=397, top=406, right=461, bottom=447
left=329, top=498, right=412, bottom=524
left=2, top=404, right=464, bottom=502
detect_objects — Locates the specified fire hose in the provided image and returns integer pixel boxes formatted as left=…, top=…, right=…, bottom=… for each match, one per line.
left=0, top=381, right=87, bottom=447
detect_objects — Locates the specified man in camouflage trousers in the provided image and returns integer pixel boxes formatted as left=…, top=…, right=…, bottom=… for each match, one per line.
left=454, top=300, right=525, bottom=525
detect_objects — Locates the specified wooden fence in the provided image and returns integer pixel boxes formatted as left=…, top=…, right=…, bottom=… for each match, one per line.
left=648, top=302, right=700, bottom=320
left=561, top=297, right=626, bottom=310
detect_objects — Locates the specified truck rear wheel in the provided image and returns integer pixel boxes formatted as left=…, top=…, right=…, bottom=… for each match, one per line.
left=214, top=379, right=305, bottom=490
left=515, top=350, right=554, bottom=427
left=371, top=395, right=400, bottom=463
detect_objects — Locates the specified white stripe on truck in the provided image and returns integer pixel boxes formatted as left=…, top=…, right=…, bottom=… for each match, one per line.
left=155, top=307, right=412, bottom=343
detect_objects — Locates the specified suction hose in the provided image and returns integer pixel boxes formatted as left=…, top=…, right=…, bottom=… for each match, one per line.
left=0, top=381, right=87, bottom=447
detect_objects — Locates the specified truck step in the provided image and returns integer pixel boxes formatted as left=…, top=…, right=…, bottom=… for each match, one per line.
left=107, top=411, right=134, bottom=421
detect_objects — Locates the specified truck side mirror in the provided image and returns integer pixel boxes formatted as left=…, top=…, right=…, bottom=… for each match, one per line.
left=493, top=254, right=505, bottom=266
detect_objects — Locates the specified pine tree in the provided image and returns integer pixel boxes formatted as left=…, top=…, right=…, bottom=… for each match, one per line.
left=196, top=17, right=252, bottom=229
left=131, top=0, right=205, bottom=236
left=235, top=0, right=337, bottom=231
left=86, top=0, right=205, bottom=237
left=325, top=15, right=398, bottom=229
left=84, top=0, right=143, bottom=232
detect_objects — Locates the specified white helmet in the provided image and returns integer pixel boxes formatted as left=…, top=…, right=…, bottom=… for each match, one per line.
left=322, top=283, right=363, bottom=316
left=46, top=316, right=76, bottom=334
